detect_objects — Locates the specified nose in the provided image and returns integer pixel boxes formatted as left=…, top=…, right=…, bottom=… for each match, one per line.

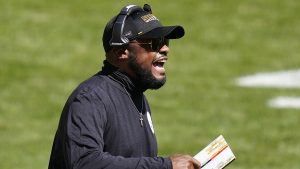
left=158, top=44, right=169, bottom=55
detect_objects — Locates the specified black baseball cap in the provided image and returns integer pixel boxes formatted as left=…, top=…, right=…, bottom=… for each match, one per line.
left=102, top=4, right=185, bottom=52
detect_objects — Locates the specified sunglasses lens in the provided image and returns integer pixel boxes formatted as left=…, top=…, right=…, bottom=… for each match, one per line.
left=152, top=38, right=169, bottom=51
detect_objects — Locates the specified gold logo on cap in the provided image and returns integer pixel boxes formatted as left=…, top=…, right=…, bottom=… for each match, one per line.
left=141, top=14, right=158, bottom=23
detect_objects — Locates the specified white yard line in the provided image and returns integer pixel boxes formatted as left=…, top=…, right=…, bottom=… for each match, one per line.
left=268, top=96, right=300, bottom=109
left=236, top=69, right=300, bottom=88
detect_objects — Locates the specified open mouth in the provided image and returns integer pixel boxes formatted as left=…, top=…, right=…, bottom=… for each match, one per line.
left=152, top=56, right=168, bottom=78
left=153, top=57, right=168, bottom=68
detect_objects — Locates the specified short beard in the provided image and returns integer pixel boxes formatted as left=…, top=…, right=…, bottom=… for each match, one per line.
left=128, top=53, right=166, bottom=90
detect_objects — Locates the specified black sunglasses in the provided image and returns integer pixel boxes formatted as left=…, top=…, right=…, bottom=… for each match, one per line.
left=130, top=38, right=169, bottom=51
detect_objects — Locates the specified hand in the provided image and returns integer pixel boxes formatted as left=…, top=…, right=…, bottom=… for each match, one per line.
left=170, top=154, right=201, bottom=169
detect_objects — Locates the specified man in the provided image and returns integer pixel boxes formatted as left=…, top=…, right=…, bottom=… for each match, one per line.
left=49, top=4, right=200, bottom=169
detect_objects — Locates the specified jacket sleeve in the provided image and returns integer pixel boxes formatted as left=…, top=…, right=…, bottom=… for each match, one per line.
left=65, top=90, right=172, bottom=169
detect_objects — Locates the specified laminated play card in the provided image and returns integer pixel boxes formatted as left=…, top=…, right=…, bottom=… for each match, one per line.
left=194, top=135, right=236, bottom=169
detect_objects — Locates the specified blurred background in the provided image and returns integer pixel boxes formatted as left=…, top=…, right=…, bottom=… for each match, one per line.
left=1, top=0, right=300, bottom=168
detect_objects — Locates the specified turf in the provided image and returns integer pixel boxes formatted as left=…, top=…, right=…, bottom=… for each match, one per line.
left=1, top=0, right=300, bottom=168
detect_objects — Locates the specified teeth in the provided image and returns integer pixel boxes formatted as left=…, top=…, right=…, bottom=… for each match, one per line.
left=154, top=57, right=168, bottom=63
left=154, top=59, right=167, bottom=63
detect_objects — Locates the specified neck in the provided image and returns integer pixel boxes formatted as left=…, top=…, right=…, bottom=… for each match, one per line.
left=101, top=60, right=146, bottom=92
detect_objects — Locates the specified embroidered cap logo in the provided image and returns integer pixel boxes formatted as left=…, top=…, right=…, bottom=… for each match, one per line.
left=141, top=14, right=159, bottom=23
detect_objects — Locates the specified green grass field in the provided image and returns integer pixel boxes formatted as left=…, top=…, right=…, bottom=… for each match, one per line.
left=1, top=0, right=300, bottom=168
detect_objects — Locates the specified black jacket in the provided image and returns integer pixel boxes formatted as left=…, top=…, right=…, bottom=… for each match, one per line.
left=48, top=62, right=172, bottom=169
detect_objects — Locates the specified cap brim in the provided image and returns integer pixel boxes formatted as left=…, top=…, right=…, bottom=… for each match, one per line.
left=138, top=26, right=185, bottom=39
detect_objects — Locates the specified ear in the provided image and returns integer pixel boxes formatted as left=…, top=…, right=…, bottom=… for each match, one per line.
left=120, top=48, right=129, bottom=60
left=112, top=47, right=129, bottom=60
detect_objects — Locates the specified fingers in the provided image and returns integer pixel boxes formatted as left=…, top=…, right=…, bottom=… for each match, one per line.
left=191, top=157, right=201, bottom=168
left=170, top=154, right=201, bottom=169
